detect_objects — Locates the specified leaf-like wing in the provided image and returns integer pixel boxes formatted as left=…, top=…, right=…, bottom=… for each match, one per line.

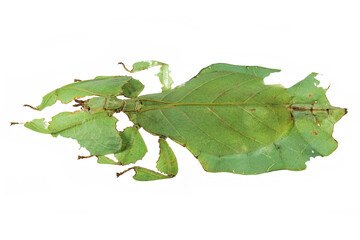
left=25, top=111, right=122, bottom=156
left=126, top=65, right=346, bottom=175
left=36, top=76, right=144, bottom=110
left=197, top=63, right=280, bottom=77
left=133, top=71, right=291, bottom=155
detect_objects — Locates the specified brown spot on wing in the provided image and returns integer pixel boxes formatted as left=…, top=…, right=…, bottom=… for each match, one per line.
left=311, top=130, right=318, bottom=135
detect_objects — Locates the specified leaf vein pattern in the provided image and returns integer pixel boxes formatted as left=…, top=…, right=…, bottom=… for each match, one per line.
left=273, top=143, right=287, bottom=169
left=246, top=157, right=256, bottom=174
left=175, top=72, right=235, bottom=103
left=264, top=94, right=284, bottom=116
left=209, top=77, right=260, bottom=103
left=206, top=107, right=265, bottom=145
left=159, top=109, right=187, bottom=143
left=295, top=118, right=326, bottom=156
left=264, top=151, right=277, bottom=172
left=237, top=106, right=280, bottom=133
left=290, top=138, right=315, bottom=169
left=243, top=85, right=271, bottom=103
left=291, top=81, right=303, bottom=103
left=89, top=133, right=115, bottom=151
left=51, top=114, right=103, bottom=133
left=175, top=107, right=240, bottom=153
left=64, top=87, right=105, bottom=96
left=160, top=88, right=177, bottom=101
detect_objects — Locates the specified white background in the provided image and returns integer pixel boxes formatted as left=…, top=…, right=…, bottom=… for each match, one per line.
left=1, top=0, right=359, bottom=239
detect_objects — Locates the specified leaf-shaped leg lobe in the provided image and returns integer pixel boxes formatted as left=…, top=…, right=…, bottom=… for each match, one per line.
left=25, top=111, right=122, bottom=156
left=119, top=60, right=173, bottom=91
left=116, top=167, right=170, bottom=181
left=114, top=127, right=148, bottom=165
left=156, top=138, right=178, bottom=176
left=116, top=138, right=178, bottom=181
left=35, top=76, right=144, bottom=110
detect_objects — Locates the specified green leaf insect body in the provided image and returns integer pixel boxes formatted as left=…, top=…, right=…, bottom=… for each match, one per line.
left=23, top=61, right=346, bottom=181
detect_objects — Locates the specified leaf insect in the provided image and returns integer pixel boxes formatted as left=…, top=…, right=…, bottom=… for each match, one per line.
left=19, top=61, right=347, bottom=181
